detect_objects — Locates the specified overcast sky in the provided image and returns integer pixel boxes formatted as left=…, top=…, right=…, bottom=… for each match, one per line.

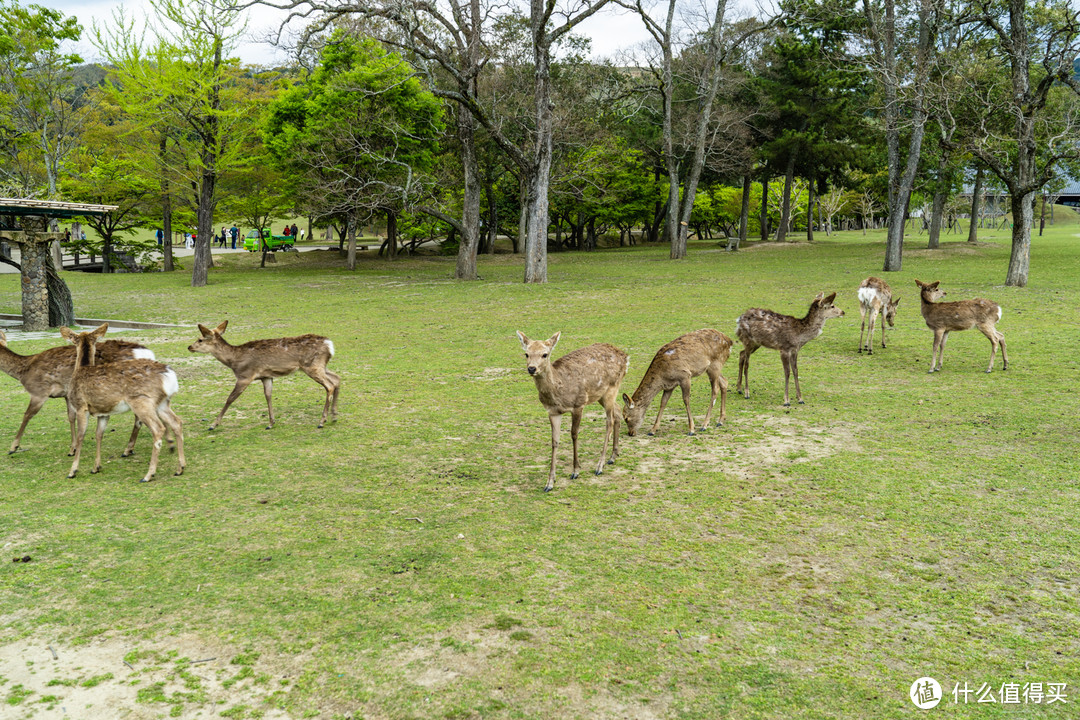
left=45, top=0, right=655, bottom=67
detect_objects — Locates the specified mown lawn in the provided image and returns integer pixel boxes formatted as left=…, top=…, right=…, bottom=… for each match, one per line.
left=1, top=218, right=1078, bottom=719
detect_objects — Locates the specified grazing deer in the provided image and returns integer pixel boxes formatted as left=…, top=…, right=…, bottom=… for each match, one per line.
left=915, top=280, right=1007, bottom=373
left=735, top=292, right=845, bottom=406
left=857, top=276, right=900, bottom=354
left=1, top=328, right=154, bottom=454
left=60, top=324, right=185, bottom=483
left=516, top=331, right=628, bottom=492
left=622, top=328, right=732, bottom=437
left=187, top=321, right=340, bottom=430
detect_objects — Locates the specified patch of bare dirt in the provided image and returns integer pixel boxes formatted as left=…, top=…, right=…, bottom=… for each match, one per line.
left=0, top=634, right=297, bottom=719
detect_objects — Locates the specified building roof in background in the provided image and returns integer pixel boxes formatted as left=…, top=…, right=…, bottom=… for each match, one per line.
left=0, top=198, right=118, bottom=218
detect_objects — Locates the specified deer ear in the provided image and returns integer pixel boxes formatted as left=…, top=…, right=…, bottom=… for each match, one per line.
left=215, top=320, right=229, bottom=334
left=92, top=323, right=109, bottom=339
left=893, top=296, right=900, bottom=306
left=0, top=330, right=6, bottom=347
left=824, top=292, right=836, bottom=305
left=197, top=324, right=212, bottom=337
left=929, top=281, right=940, bottom=289
left=546, top=331, right=561, bottom=349
left=914, top=279, right=924, bottom=288
left=59, top=327, right=75, bottom=341
left=516, top=330, right=530, bottom=352
left=622, top=393, right=634, bottom=408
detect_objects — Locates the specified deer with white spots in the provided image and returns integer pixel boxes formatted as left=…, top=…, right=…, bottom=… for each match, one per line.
left=622, top=328, right=732, bottom=437
left=857, top=276, right=900, bottom=354
left=915, top=280, right=1007, bottom=373
left=0, top=328, right=155, bottom=455
left=735, top=292, right=845, bottom=406
left=187, top=321, right=340, bottom=430
left=60, top=324, right=185, bottom=483
left=516, top=331, right=628, bottom=492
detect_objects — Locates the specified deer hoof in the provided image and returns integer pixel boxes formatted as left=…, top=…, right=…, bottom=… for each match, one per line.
left=646, top=431, right=654, bottom=437
left=715, top=421, right=724, bottom=428
left=139, top=476, right=155, bottom=483
left=543, top=484, right=554, bottom=493
left=121, top=450, right=133, bottom=457
left=866, top=350, right=873, bottom=355
left=687, top=431, right=695, bottom=436
left=67, top=471, right=76, bottom=479
left=607, top=458, right=615, bottom=465
left=798, top=400, right=805, bottom=405
left=570, top=472, right=579, bottom=480
left=173, top=468, right=184, bottom=477
left=782, top=402, right=790, bottom=407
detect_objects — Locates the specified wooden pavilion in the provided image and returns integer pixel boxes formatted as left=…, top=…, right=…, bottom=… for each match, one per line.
left=0, top=198, right=118, bottom=331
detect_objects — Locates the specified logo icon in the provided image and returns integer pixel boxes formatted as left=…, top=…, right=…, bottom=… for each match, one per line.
left=910, top=677, right=942, bottom=709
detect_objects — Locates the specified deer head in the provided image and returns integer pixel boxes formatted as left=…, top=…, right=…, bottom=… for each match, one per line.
left=915, top=280, right=946, bottom=302
left=813, top=292, right=845, bottom=319
left=59, top=323, right=108, bottom=367
left=188, top=320, right=230, bottom=354
left=516, top=330, right=560, bottom=377
left=884, top=296, right=901, bottom=326
left=621, top=393, right=647, bottom=436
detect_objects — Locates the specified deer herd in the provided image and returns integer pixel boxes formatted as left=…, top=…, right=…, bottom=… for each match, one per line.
left=0, top=321, right=340, bottom=483
left=0, top=276, right=1007, bottom=490
left=519, top=277, right=1008, bottom=490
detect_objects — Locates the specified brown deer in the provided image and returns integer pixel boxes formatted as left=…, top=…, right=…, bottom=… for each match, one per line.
left=60, top=324, right=185, bottom=483
left=516, top=331, right=628, bottom=492
left=622, top=328, right=731, bottom=437
left=915, top=280, right=1007, bottom=373
left=1, top=328, right=154, bottom=455
left=187, top=321, right=340, bottom=430
left=857, top=276, right=900, bottom=354
left=735, top=292, right=845, bottom=406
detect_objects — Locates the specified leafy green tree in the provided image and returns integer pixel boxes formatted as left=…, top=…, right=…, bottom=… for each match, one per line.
left=264, top=31, right=444, bottom=270
left=0, top=0, right=88, bottom=196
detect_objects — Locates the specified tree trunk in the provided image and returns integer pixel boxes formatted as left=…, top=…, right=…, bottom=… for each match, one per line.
left=46, top=255, right=75, bottom=327
left=159, top=133, right=174, bottom=272
left=806, top=177, right=815, bottom=243
left=759, top=175, right=770, bottom=241
left=730, top=173, right=751, bottom=251
left=1006, top=191, right=1032, bottom=286
left=1038, top=194, right=1047, bottom=236
left=486, top=182, right=498, bottom=254
left=455, top=108, right=481, bottom=279
left=191, top=38, right=222, bottom=287
left=928, top=188, right=946, bottom=248
left=386, top=209, right=398, bottom=260
left=776, top=154, right=796, bottom=242
left=346, top=213, right=357, bottom=270
left=968, top=166, right=983, bottom=242
left=515, top=176, right=527, bottom=254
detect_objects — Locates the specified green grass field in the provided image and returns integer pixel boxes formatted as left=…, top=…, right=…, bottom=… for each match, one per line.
left=1, top=217, right=1078, bottom=719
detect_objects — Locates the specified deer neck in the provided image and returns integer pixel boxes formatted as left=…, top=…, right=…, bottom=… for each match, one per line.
left=209, top=337, right=242, bottom=367
left=631, top=363, right=668, bottom=406
left=918, top=290, right=937, bottom=319
left=791, top=308, right=829, bottom=346
left=0, top=343, right=30, bottom=381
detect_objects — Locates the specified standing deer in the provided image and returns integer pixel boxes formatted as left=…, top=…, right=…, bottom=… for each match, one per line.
left=622, top=328, right=731, bottom=437
left=736, top=292, right=845, bottom=406
left=857, top=276, right=900, bottom=354
left=60, top=324, right=185, bottom=483
left=187, top=321, right=340, bottom=430
left=1, top=328, right=154, bottom=454
left=915, top=280, right=1007, bottom=373
left=516, top=331, right=628, bottom=492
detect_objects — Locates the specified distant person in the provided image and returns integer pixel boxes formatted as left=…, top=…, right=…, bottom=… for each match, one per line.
left=156, top=228, right=164, bottom=246
left=220, top=226, right=227, bottom=247
left=290, top=223, right=299, bottom=241
left=283, top=225, right=291, bottom=237
left=80, top=230, right=86, bottom=241
left=230, top=224, right=239, bottom=249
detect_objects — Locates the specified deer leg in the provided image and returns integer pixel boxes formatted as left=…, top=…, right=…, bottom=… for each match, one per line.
left=570, top=407, right=583, bottom=479
left=781, top=353, right=792, bottom=406
left=858, top=308, right=867, bottom=353
left=791, top=352, right=804, bottom=404
left=210, top=377, right=254, bottom=430
left=738, top=347, right=755, bottom=399
left=327, top=369, right=341, bottom=420
left=929, top=330, right=943, bottom=372
left=545, top=412, right=562, bottom=492
left=122, top=419, right=142, bottom=457
left=67, top=410, right=89, bottom=478
left=998, top=331, right=1008, bottom=370
left=715, top=373, right=728, bottom=427
left=865, top=307, right=878, bottom=354
left=137, top=409, right=166, bottom=483
left=937, top=331, right=950, bottom=371
left=303, top=365, right=337, bottom=428
left=10, top=395, right=48, bottom=454
left=977, top=323, right=1001, bottom=373
left=650, top=389, right=674, bottom=435
left=678, top=379, right=696, bottom=435
left=261, top=378, right=276, bottom=429
left=594, top=403, right=612, bottom=476
left=702, top=369, right=719, bottom=428
left=880, top=309, right=888, bottom=348
left=158, top=405, right=185, bottom=476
